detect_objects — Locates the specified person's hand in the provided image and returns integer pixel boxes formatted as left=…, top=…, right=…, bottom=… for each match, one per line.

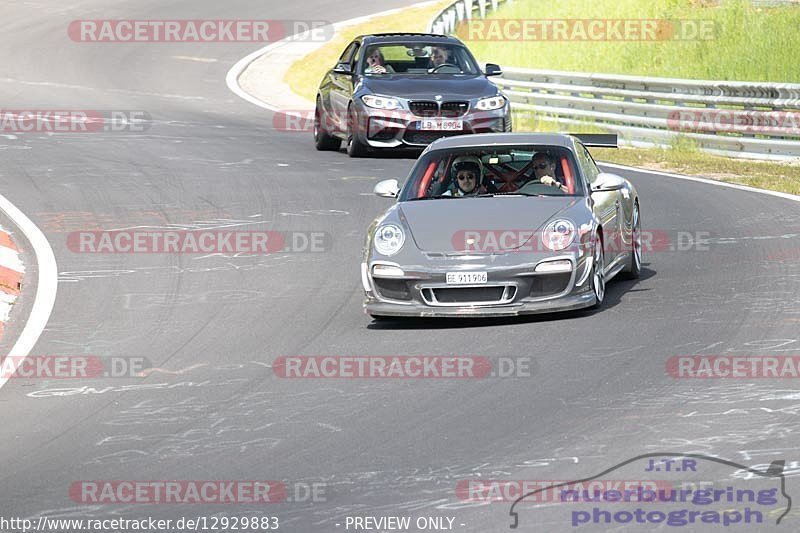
left=540, top=175, right=569, bottom=193
left=370, top=65, right=387, bottom=74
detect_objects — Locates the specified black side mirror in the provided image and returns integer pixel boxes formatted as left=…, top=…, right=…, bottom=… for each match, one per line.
left=485, top=63, right=503, bottom=76
left=333, top=62, right=353, bottom=75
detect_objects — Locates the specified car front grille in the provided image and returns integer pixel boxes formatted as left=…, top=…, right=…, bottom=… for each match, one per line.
left=421, top=285, right=516, bottom=306
left=373, top=278, right=413, bottom=301
left=440, top=102, right=469, bottom=117
left=528, top=273, right=571, bottom=298
left=409, top=101, right=439, bottom=117
left=409, top=101, right=470, bottom=118
left=402, top=130, right=465, bottom=145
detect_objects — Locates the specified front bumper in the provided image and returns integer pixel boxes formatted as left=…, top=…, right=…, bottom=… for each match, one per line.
left=356, top=104, right=511, bottom=148
left=362, top=253, right=596, bottom=318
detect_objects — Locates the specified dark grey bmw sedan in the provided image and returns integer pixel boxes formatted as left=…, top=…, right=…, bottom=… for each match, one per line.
left=314, top=33, right=511, bottom=157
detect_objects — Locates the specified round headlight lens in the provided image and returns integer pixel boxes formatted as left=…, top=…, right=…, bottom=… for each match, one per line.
left=374, top=224, right=405, bottom=256
left=541, top=219, right=576, bottom=251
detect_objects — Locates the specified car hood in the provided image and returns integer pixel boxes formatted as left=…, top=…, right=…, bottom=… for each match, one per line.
left=362, top=75, right=497, bottom=100
left=398, top=196, right=581, bottom=252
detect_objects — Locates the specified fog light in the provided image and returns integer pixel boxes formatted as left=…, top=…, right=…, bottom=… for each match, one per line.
left=534, top=260, right=572, bottom=273
left=372, top=264, right=405, bottom=278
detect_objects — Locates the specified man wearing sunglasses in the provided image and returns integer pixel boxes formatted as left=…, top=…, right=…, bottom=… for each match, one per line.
left=532, top=153, right=568, bottom=193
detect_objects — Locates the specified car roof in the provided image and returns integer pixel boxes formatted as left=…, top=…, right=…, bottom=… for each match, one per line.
left=358, top=33, right=464, bottom=45
left=426, top=133, right=579, bottom=151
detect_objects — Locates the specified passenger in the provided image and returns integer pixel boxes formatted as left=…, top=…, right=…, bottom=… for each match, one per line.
left=532, top=153, right=568, bottom=193
left=443, top=156, right=484, bottom=196
left=364, top=47, right=395, bottom=74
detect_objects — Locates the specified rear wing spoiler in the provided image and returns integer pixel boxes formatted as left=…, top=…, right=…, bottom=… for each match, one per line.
left=571, top=133, right=618, bottom=148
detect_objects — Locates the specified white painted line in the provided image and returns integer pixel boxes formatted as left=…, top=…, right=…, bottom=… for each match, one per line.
left=0, top=193, right=58, bottom=391
left=599, top=162, right=800, bottom=203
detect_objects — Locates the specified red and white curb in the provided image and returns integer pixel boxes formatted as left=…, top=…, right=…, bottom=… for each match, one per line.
left=0, top=228, right=24, bottom=338
left=0, top=192, right=58, bottom=392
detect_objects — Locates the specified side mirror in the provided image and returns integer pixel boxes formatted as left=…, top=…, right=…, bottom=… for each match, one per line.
left=591, top=172, right=626, bottom=192
left=485, top=63, right=503, bottom=76
left=333, top=62, right=353, bottom=75
left=374, top=179, right=401, bottom=198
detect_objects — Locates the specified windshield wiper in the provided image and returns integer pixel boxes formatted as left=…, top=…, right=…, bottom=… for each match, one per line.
left=476, top=192, right=542, bottom=197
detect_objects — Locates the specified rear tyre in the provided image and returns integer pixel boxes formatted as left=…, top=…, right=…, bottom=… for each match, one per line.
left=346, top=105, right=369, bottom=158
left=590, top=234, right=606, bottom=310
left=314, top=99, right=341, bottom=151
left=621, top=202, right=642, bottom=279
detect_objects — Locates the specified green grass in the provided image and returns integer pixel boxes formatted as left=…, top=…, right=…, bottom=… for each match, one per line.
left=284, top=0, right=453, bottom=102
left=513, top=110, right=800, bottom=195
left=462, top=0, right=800, bottom=82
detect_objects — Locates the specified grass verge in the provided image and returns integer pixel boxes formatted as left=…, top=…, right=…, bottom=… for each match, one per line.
left=513, top=111, right=800, bottom=195
left=461, top=0, right=800, bottom=82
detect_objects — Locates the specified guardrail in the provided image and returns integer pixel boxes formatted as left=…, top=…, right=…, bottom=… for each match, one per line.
left=429, top=0, right=800, bottom=160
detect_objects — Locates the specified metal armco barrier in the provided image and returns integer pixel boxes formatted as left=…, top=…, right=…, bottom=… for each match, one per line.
left=429, top=0, right=800, bottom=160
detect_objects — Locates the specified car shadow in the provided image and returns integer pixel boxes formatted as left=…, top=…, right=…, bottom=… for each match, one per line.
left=366, top=264, right=656, bottom=330
left=338, top=147, right=424, bottom=160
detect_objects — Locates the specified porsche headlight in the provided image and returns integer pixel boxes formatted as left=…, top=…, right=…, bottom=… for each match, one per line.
left=541, top=219, right=576, bottom=251
left=374, top=224, right=405, bottom=256
left=362, top=95, right=401, bottom=110
left=475, top=95, right=506, bottom=111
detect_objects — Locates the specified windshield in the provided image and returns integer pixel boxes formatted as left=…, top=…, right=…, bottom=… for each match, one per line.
left=399, top=145, right=586, bottom=201
left=360, top=43, right=480, bottom=75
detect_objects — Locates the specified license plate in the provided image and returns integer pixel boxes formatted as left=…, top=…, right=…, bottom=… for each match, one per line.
left=418, top=119, right=463, bottom=131
left=446, top=272, right=488, bottom=285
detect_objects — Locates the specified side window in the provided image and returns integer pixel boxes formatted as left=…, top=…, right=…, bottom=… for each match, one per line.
left=338, top=42, right=358, bottom=64
left=350, top=44, right=361, bottom=70
left=576, top=142, right=600, bottom=185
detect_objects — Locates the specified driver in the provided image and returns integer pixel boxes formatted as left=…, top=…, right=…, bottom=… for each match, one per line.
left=429, top=46, right=452, bottom=69
left=532, top=153, right=568, bottom=193
left=443, top=156, right=484, bottom=196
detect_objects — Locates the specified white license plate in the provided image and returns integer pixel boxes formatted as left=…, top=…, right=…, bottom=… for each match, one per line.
left=419, top=119, right=463, bottom=131
left=446, top=272, right=488, bottom=285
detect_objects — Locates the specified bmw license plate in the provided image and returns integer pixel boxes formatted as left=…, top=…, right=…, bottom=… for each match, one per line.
left=446, top=272, right=488, bottom=285
left=418, top=119, right=463, bottom=131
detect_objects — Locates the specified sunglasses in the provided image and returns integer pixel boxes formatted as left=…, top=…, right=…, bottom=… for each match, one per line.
left=533, top=163, right=551, bottom=170
left=457, top=174, right=476, bottom=181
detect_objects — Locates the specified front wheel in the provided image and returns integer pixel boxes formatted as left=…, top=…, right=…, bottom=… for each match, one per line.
left=346, top=106, right=369, bottom=157
left=621, top=202, right=642, bottom=279
left=314, top=100, right=341, bottom=151
left=590, top=234, right=606, bottom=309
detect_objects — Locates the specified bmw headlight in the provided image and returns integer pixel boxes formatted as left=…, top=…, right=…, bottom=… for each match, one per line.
left=541, top=219, right=576, bottom=251
left=374, top=224, right=405, bottom=256
left=475, top=95, right=506, bottom=111
left=362, top=95, right=401, bottom=110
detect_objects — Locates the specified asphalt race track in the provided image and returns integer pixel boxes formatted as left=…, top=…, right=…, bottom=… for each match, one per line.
left=1, top=1, right=800, bottom=532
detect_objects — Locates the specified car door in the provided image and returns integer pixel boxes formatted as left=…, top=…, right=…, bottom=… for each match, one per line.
left=577, top=142, right=621, bottom=264
left=328, top=41, right=360, bottom=132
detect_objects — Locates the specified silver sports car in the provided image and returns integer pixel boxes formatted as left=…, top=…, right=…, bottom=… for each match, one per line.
left=361, top=133, right=642, bottom=319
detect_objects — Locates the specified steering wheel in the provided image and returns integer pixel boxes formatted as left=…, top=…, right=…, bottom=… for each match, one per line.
left=430, top=63, right=460, bottom=73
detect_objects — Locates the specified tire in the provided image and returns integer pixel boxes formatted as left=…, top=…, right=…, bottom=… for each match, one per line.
left=621, top=202, right=642, bottom=280
left=314, top=99, right=341, bottom=151
left=590, top=233, right=606, bottom=309
left=346, top=105, right=369, bottom=158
